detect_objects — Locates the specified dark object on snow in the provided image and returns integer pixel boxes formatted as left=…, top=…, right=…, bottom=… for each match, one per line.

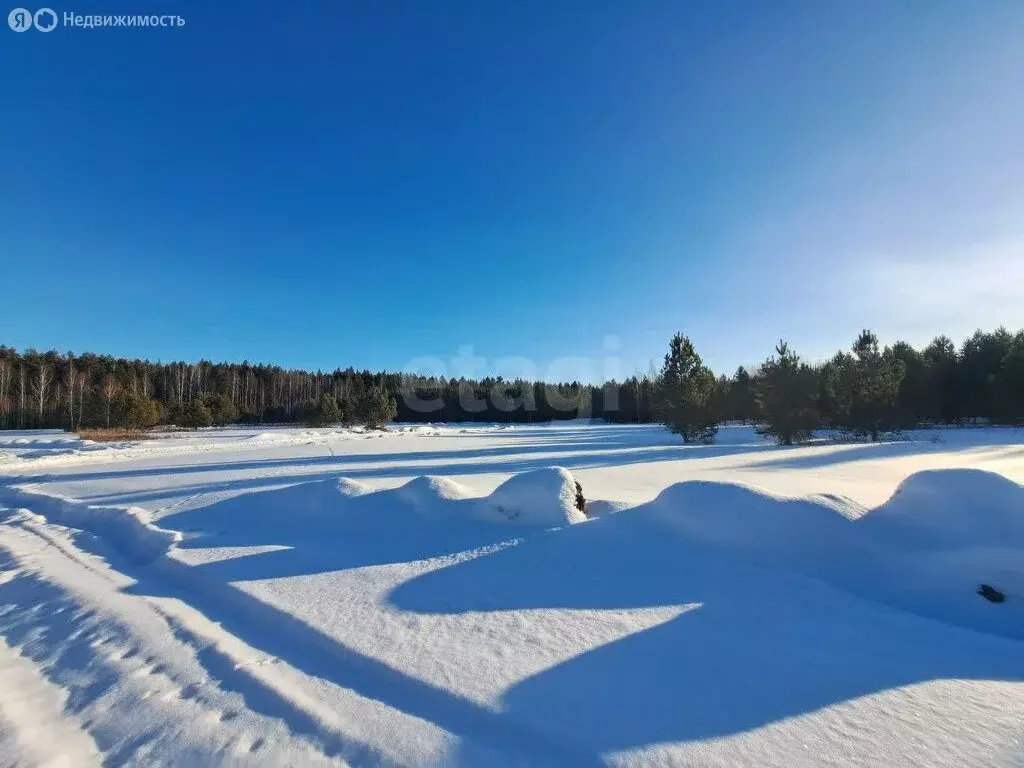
left=978, top=584, right=1006, bottom=603
left=574, top=480, right=586, bottom=514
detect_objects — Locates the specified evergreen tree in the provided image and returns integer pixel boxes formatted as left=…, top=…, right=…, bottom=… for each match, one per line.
left=754, top=341, right=820, bottom=445
left=989, top=332, right=1024, bottom=425
left=174, top=399, right=213, bottom=429
left=298, top=394, right=341, bottom=426
left=357, top=387, right=398, bottom=428
left=655, top=333, right=718, bottom=443
left=826, top=330, right=905, bottom=441
left=890, top=341, right=927, bottom=425
left=318, top=393, right=342, bottom=425
left=959, top=328, right=1013, bottom=420
left=199, top=393, right=239, bottom=426
left=728, top=366, right=758, bottom=423
left=709, top=374, right=732, bottom=425
left=922, top=335, right=959, bottom=423
left=113, top=391, right=162, bottom=429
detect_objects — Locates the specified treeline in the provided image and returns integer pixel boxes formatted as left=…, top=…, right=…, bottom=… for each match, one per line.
left=0, top=347, right=599, bottom=430
left=641, top=327, right=1024, bottom=445
left=0, top=326, right=1021, bottom=434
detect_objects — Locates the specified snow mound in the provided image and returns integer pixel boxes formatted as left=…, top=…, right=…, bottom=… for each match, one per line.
left=481, top=467, right=586, bottom=526
left=860, top=469, right=1024, bottom=550
left=618, top=471, right=1024, bottom=639
left=396, top=476, right=473, bottom=514
left=335, top=477, right=372, bottom=497
left=853, top=469, right=1024, bottom=636
left=584, top=499, right=631, bottom=518
left=640, top=480, right=862, bottom=568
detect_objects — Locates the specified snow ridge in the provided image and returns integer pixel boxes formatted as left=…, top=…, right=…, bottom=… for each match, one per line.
left=0, top=485, right=182, bottom=564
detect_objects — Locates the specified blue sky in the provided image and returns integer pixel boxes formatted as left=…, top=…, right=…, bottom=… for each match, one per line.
left=3, top=1, right=1023, bottom=380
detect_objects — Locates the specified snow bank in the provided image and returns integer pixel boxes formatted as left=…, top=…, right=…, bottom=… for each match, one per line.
left=860, top=469, right=1024, bottom=550
left=0, top=485, right=182, bottom=564
left=643, top=480, right=860, bottom=559
left=853, top=469, right=1024, bottom=637
left=481, top=467, right=586, bottom=526
left=617, top=470, right=1024, bottom=639
left=305, top=469, right=587, bottom=528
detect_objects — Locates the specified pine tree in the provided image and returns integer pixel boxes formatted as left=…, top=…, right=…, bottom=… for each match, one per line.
left=357, top=387, right=398, bottom=428
left=729, top=366, right=758, bottom=423
left=297, top=394, right=341, bottom=426
left=826, top=330, right=905, bottom=440
left=174, top=399, right=213, bottom=429
left=200, top=392, right=239, bottom=426
left=655, top=333, right=718, bottom=443
left=989, top=332, right=1024, bottom=425
left=114, top=391, right=162, bottom=428
left=318, top=393, right=342, bottom=425
left=754, top=341, right=819, bottom=445
left=922, top=335, right=958, bottom=423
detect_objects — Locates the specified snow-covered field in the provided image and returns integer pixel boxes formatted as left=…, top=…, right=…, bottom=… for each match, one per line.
left=1, top=422, right=1023, bottom=767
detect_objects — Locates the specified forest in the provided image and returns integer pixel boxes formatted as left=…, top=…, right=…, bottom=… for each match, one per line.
left=0, top=326, right=1021, bottom=437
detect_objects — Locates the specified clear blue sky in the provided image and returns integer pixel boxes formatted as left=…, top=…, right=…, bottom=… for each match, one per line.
left=3, top=1, right=1023, bottom=380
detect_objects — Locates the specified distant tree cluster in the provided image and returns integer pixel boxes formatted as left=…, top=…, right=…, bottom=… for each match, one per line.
left=1, top=327, right=1021, bottom=435
left=640, top=327, right=1024, bottom=445
left=295, top=388, right=398, bottom=429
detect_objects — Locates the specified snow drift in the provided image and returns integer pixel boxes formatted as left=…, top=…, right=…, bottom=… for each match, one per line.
left=629, top=471, right=1024, bottom=639
left=481, top=467, right=587, bottom=526
left=638, top=480, right=867, bottom=575
left=861, top=469, right=1024, bottom=549
left=0, top=485, right=182, bottom=564
left=158, top=467, right=588, bottom=567
left=394, top=469, right=1024, bottom=641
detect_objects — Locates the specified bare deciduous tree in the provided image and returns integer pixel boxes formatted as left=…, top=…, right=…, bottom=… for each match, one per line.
left=102, top=375, right=119, bottom=428
left=33, top=361, right=53, bottom=424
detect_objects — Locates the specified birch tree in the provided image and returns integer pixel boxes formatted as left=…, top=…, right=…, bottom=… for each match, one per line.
left=33, top=361, right=53, bottom=424
left=102, top=376, right=119, bottom=428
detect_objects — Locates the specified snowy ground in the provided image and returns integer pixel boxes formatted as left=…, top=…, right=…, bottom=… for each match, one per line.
left=1, top=422, right=1023, bottom=767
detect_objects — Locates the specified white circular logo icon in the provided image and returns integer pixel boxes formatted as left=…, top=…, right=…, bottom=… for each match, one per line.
left=8, top=7, right=32, bottom=30
left=33, top=6, right=56, bottom=31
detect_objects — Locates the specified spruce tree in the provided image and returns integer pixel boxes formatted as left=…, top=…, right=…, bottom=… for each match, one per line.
left=754, top=341, right=819, bottom=445
left=655, top=333, right=718, bottom=443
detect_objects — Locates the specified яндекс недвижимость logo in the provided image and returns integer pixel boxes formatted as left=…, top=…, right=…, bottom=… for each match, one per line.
left=8, top=8, right=184, bottom=30
left=8, top=7, right=57, bottom=30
